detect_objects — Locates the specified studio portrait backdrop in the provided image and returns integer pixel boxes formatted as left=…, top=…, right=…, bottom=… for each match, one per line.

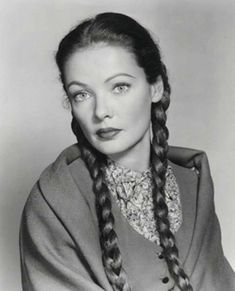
left=0, top=0, right=235, bottom=290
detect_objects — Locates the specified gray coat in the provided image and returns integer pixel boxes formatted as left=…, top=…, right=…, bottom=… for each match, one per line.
left=19, top=144, right=235, bottom=290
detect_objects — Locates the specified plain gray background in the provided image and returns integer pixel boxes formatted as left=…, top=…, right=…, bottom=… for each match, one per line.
left=0, top=0, right=235, bottom=290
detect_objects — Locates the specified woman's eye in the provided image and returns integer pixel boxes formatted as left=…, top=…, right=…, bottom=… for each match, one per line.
left=72, top=91, right=92, bottom=102
left=112, top=83, right=130, bottom=94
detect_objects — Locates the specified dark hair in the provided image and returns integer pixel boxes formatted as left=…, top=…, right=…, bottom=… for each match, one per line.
left=56, top=12, right=193, bottom=291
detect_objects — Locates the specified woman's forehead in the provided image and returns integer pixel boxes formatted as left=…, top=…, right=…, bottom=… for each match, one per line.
left=63, top=44, right=143, bottom=85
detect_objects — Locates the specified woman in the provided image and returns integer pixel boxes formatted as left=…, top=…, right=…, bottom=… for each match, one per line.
left=19, top=12, right=235, bottom=291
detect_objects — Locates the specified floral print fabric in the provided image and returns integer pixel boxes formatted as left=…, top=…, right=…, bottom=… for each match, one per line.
left=103, top=160, right=182, bottom=245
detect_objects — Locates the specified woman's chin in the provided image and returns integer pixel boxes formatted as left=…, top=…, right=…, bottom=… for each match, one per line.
left=94, top=143, right=126, bottom=157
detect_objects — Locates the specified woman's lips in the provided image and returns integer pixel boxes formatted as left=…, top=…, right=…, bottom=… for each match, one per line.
left=96, top=127, right=122, bottom=139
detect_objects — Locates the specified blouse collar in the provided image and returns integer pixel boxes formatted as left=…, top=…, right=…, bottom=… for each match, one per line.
left=103, top=158, right=152, bottom=185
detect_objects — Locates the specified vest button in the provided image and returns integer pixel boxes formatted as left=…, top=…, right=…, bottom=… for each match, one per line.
left=162, top=277, right=169, bottom=284
left=158, top=252, right=164, bottom=259
left=156, top=251, right=164, bottom=259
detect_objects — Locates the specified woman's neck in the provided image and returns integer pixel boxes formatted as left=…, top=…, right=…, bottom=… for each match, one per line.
left=107, top=134, right=151, bottom=172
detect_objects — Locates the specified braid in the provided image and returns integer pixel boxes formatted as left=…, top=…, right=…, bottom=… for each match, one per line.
left=151, top=68, right=193, bottom=291
left=71, top=118, right=131, bottom=291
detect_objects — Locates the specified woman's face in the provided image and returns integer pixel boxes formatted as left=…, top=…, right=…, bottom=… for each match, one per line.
left=64, top=44, right=163, bottom=161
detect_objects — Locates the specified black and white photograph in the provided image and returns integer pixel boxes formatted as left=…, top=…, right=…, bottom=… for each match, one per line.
left=0, top=1, right=235, bottom=290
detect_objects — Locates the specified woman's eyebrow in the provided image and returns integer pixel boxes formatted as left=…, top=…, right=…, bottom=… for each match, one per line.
left=104, top=73, right=135, bottom=83
left=67, top=81, right=88, bottom=90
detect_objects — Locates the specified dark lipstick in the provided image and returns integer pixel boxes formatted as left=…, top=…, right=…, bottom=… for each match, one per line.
left=96, top=127, right=122, bottom=139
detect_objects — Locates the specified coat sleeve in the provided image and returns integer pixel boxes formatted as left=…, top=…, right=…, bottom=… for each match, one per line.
left=19, top=183, right=105, bottom=291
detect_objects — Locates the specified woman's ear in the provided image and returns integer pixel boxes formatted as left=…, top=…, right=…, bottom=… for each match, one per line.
left=150, top=76, right=164, bottom=103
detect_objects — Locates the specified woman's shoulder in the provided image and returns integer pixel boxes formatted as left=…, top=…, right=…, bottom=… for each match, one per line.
left=36, top=143, right=88, bottom=188
left=168, top=145, right=210, bottom=179
left=168, top=145, right=213, bottom=203
left=168, top=145, right=208, bottom=168
left=23, top=144, right=91, bottom=218
left=168, top=145, right=215, bottom=215
left=39, top=143, right=82, bottom=180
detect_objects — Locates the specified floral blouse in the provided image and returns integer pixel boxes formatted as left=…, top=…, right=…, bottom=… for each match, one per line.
left=103, top=160, right=183, bottom=245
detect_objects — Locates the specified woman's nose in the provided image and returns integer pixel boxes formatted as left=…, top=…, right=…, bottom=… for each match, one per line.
left=94, top=95, right=113, bottom=120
